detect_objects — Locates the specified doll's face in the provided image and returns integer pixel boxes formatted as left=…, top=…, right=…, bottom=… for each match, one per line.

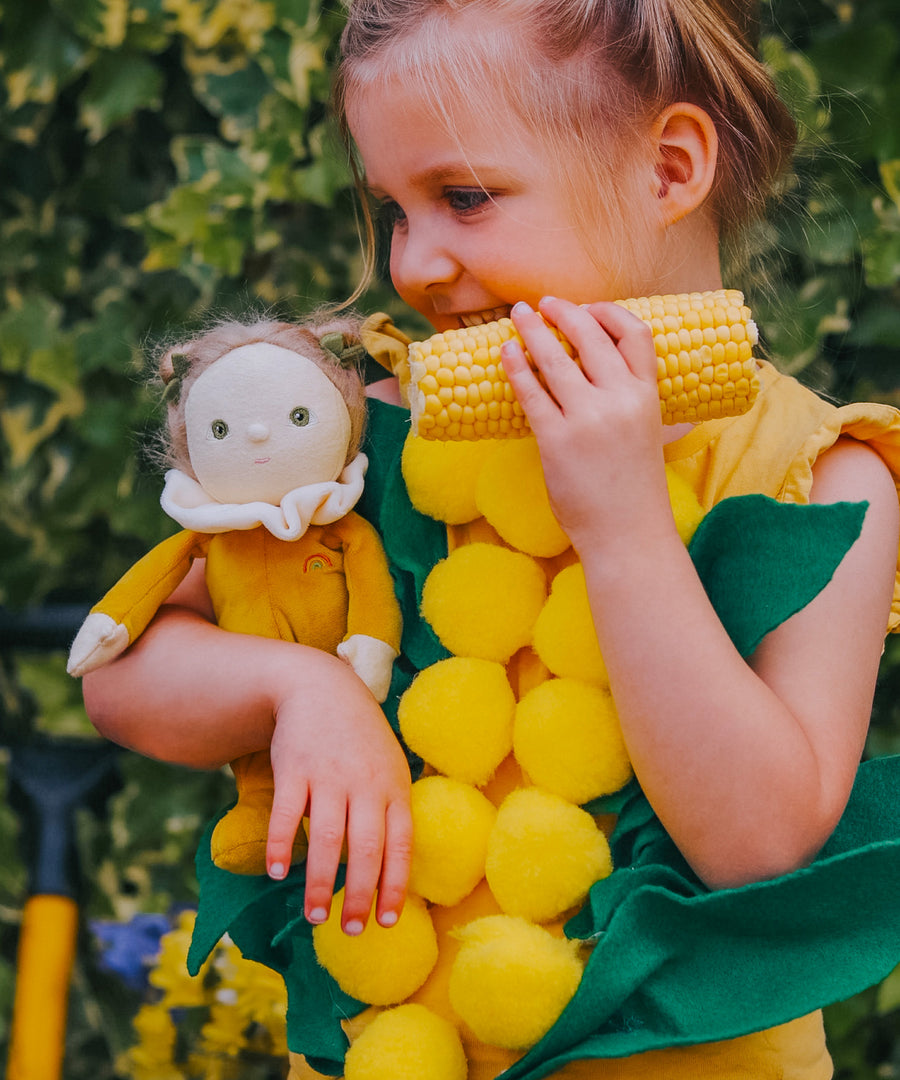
left=184, top=343, right=352, bottom=505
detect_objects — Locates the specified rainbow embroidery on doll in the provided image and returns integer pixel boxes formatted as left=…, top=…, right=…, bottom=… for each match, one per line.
left=303, top=552, right=335, bottom=573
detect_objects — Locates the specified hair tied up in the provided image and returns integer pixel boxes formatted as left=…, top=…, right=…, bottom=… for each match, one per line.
left=318, top=331, right=369, bottom=370
left=163, top=352, right=192, bottom=406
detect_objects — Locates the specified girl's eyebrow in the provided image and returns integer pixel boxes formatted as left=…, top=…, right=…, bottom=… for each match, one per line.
left=367, top=161, right=503, bottom=198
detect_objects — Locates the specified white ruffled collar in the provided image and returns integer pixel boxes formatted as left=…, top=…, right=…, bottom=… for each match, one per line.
left=160, top=453, right=367, bottom=540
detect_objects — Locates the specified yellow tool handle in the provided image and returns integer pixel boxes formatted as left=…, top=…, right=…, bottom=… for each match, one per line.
left=7, top=894, right=78, bottom=1080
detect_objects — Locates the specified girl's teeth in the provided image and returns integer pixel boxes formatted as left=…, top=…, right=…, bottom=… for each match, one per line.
left=460, top=306, right=510, bottom=327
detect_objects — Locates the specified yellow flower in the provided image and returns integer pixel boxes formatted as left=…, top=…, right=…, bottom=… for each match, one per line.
left=149, top=910, right=212, bottom=1007
left=117, top=1003, right=183, bottom=1080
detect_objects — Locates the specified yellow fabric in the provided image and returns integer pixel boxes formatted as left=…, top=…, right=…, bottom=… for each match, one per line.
left=361, top=311, right=414, bottom=409
left=205, top=515, right=401, bottom=651
left=288, top=1012, right=831, bottom=1080
left=91, top=513, right=402, bottom=654
left=661, top=359, right=900, bottom=632
left=89, top=529, right=212, bottom=642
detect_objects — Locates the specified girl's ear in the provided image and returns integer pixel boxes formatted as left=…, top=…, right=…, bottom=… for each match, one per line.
left=652, top=103, right=718, bottom=226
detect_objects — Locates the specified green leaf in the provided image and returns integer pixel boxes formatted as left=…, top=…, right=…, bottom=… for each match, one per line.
left=79, top=50, right=164, bottom=142
left=2, top=10, right=89, bottom=107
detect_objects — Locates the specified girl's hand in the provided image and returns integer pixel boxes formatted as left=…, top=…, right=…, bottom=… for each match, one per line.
left=84, top=571, right=412, bottom=936
left=265, top=653, right=413, bottom=934
left=502, top=297, right=674, bottom=552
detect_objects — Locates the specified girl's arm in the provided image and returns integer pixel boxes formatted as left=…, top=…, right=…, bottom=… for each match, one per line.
left=502, top=297, right=900, bottom=890
left=83, top=560, right=412, bottom=932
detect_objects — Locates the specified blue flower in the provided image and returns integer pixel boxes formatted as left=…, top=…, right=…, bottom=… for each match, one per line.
left=91, top=913, right=173, bottom=991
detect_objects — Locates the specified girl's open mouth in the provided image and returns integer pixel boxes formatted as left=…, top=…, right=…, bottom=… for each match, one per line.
left=459, top=306, right=511, bottom=327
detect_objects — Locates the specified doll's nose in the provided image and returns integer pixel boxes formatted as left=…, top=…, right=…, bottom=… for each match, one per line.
left=247, top=423, right=270, bottom=442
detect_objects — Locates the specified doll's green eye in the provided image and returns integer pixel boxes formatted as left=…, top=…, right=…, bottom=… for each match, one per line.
left=211, top=419, right=229, bottom=439
left=290, top=407, right=311, bottom=427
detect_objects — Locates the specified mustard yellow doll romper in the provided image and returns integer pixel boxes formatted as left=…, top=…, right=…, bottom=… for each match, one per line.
left=190, top=321, right=900, bottom=1080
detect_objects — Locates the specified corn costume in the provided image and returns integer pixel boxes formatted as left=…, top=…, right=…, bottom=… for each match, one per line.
left=181, top=305, right=900, bottom=1080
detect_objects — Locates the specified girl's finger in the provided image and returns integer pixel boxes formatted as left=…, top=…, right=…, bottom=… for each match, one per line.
left=500, top=337, right=556, bottom=429
left=374, top=796, right=413, bottom=928
left=302, top=792, right=348, bottom=926
left=580, top=301, right=660, bottom=384
left=339, top=797, right=388, bottom=934
left=266, top=776, right=310, bottom=881
left=509, top=301, right=595, bottom=403
left=536, top=297, right=636, bottom=390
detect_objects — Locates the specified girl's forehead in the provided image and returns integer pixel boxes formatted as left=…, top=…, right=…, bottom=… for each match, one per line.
left=346, top=74, right=538, bottom=184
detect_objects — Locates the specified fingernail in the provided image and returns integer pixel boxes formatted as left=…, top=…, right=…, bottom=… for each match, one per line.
left=540, top=295, right=557, bottom=305
left=511, top=301, right=533, bottom=316
left=344, top=919, right=365, bottom=936
left=378, top=911, right=398, bottom=928
left=307, top=906, right=328, bottom=924
left=268, top=862, right=286, bottom=880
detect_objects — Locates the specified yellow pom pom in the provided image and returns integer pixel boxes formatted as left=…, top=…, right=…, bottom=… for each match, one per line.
left=448, top=915, right=583, bottom=1049
left=485, top=787, right=613, bottom=923
left=665, top=465, right=705, bottom=544
left=398, top=657, right=516, bottom=785
left=513, top=678, right=633, bottom=804
left=475, top=437, right=571, bottom=557
left=532, top=563, right=608, bottom=685
left=313, top=891, right=438, bottom=1005
left=402, top=435, right=495, bottom=524
left=344, top=1004, right=468, bottom=1080
left=421, top=543, right=547, bottom=662
left=410, top=776, right=497, bottom=905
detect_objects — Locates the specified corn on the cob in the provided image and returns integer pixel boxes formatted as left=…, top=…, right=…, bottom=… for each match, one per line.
left=408, top=290, right=760, bottom=439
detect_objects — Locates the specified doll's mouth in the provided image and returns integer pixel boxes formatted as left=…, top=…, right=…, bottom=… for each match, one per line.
left=254, top=457, right=271, bottom=465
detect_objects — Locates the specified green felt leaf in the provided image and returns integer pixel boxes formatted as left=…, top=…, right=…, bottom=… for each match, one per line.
left=688, top=495, right=869, bottom=657
left=503, top=756, right=900, bottom=1079
left=188, top=817, right=364, bottom=1067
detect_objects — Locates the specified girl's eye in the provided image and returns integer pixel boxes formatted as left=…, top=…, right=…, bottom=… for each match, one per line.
left=378, top=198, right=406, bottom=229
left=290, top=407, right=311, bottom=427
left=211, top=419, right=229, bottom=440
left=446, top=188, right=492, bottom=216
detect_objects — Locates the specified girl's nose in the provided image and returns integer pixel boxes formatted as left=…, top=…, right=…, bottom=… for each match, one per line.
left=391, top=217, right=459, bottom=295
left=247, top=422, right=269, bottom=442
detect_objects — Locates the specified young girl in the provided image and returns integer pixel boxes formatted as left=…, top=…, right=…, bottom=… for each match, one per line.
left=84, top=1, right=900, bottom=1077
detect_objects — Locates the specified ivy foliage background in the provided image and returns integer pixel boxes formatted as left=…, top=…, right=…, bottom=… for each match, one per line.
left=0, top=0, right=898, bottom=1076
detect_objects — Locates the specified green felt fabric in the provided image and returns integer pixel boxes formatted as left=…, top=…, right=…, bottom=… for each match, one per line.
left=188, top=816, right=364, bottom=1074
left=357, top=400, right=449, bottom=676
left=188, top=404, right=900, bottom=1071
left=688, top=494, right=868, bottom=657
left=502, top=756, right=900, bottom=1078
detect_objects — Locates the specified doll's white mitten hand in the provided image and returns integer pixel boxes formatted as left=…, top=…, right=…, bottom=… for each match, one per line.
left=336, top=634, right=399, bottom=703
left=67, top=613, right=131, bottom=677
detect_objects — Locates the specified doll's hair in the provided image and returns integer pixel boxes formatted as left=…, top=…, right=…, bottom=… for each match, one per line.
left=335, top=0, right=797, bottom=295
left=156, top=315, right=368, bottom=478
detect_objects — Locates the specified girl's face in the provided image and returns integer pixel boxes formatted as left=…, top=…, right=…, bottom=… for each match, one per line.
left=185, top=344, right=351, bottom=505
left=349, top=79, right=656, bottom=334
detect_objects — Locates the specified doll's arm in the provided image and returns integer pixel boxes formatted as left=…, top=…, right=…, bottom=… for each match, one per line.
left=334, top=512, right=403, bottom=702
left=82, top=561, right=412, bottom=933
left=68, top=530, right=210, bottom=677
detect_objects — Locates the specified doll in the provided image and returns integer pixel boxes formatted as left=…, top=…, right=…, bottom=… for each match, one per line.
left=68, top=317, right=402, bottom=874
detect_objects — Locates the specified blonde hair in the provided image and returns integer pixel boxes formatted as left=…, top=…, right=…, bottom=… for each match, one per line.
left=335, top=0, right=796, bottom=295
left=156, top=316, right=368, bottom=478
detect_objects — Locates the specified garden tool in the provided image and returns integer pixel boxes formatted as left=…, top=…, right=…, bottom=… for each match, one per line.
left=1, top=604, right=121, bottom=1080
